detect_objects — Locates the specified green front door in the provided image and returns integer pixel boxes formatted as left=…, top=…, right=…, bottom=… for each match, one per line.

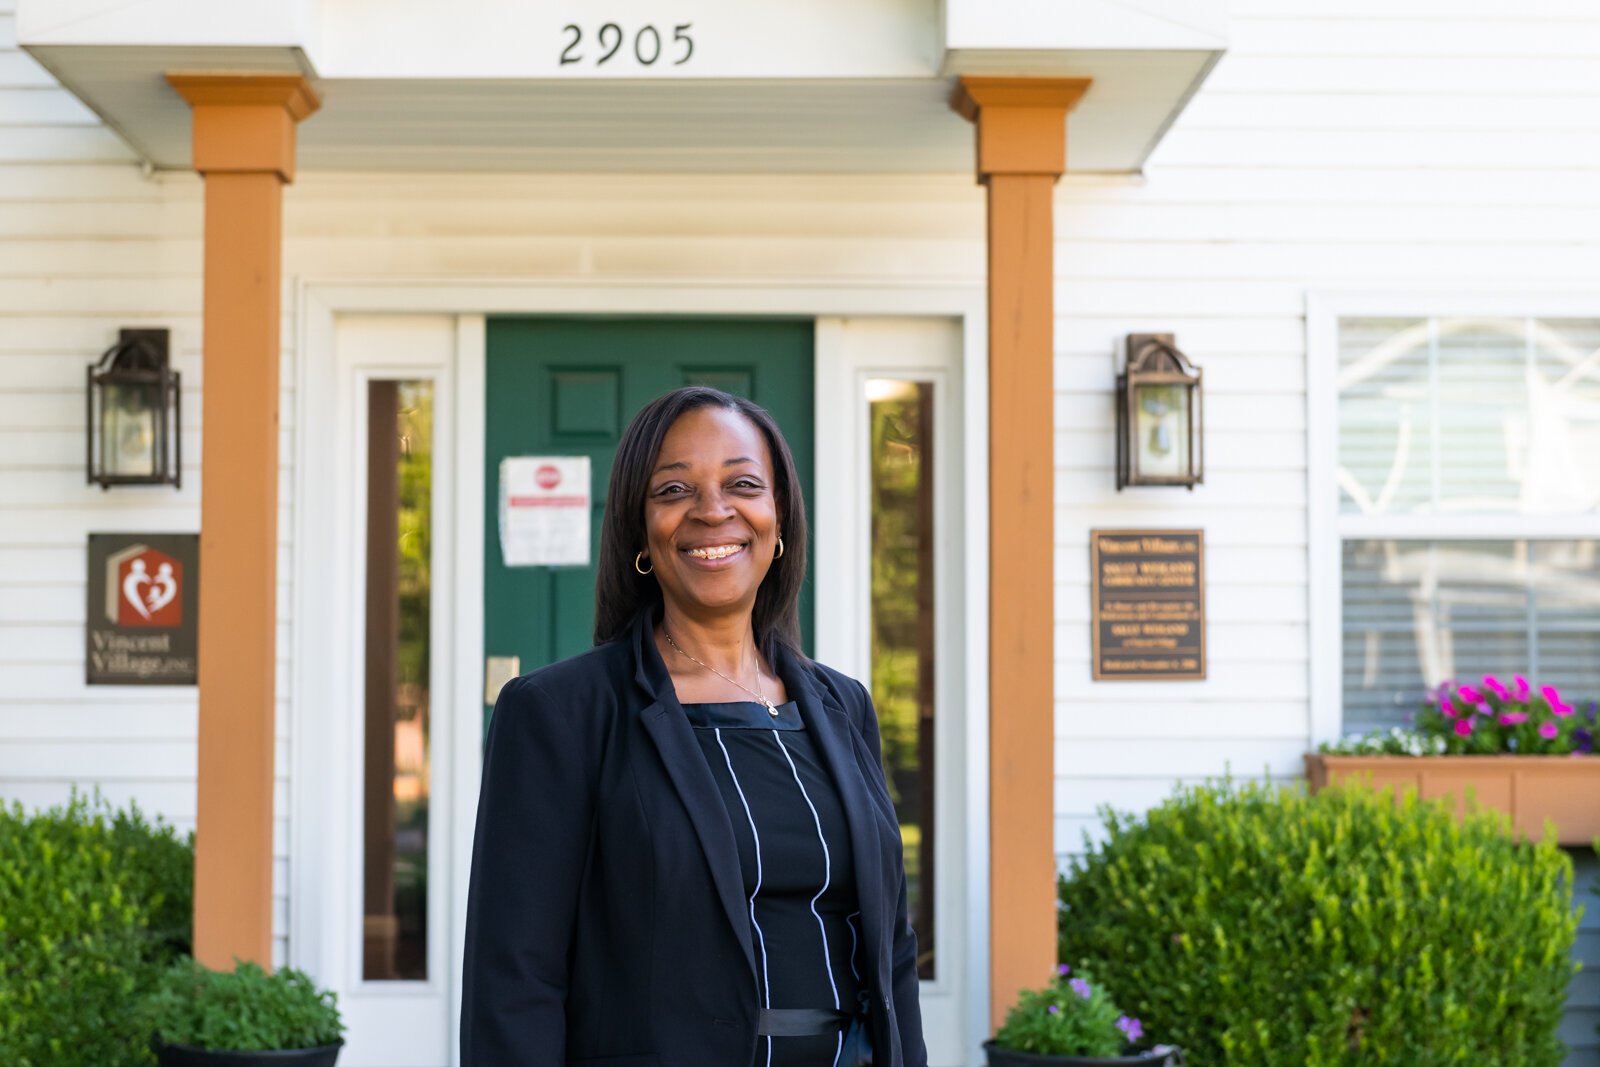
left=483, top=317, right=814, bottom=706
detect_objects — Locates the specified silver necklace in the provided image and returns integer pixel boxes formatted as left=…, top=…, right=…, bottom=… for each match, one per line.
left=662, top=629, right=780, bottom=718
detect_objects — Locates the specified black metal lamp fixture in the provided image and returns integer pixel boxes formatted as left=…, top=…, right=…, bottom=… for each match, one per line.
left=86, top=328, right=180, bottom=489
left=1116, top=333, right=1202, bottom=490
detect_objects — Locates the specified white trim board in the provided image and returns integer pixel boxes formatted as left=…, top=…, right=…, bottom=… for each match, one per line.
left=814, top=316, right=970, bottom=1063
left=292, top=279, right=990, bottom=1067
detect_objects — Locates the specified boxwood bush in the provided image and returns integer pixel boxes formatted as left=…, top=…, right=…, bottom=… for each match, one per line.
left=1059, top=780, right=1580, bottom=1066
left=0, top=792, right=194, bottom=1067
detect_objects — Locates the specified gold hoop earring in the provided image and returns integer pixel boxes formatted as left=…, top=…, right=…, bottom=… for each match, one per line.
left=774, top=537, right=784, bottom=560
left=634, top=551, right=653, bottom=575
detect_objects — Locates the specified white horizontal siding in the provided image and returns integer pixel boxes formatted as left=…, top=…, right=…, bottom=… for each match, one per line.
left=0, top=11, right=292, bottom=964
left=1056, top=2, right=1600, bottom=1051
left=1051, top=0, right=1600, bottom=874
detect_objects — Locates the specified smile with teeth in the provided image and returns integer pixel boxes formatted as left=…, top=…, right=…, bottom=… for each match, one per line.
left=684, top=543, right=746, bottom=560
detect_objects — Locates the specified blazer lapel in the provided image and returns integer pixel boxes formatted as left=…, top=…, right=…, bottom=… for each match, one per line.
left=631, top=612, right=758, bottom=981
left=779, top=652, right=888, bottom=988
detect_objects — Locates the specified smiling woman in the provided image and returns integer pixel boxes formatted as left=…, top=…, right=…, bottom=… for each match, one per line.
left=461, top=386, right=929, bottom=1067
left=594, top=387, right=808, bottom=670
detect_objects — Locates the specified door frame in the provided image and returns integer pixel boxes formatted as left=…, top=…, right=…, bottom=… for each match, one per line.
left=294, top=281, right=992, bottom=1066
left=814, top=317, right=968, bottom=1058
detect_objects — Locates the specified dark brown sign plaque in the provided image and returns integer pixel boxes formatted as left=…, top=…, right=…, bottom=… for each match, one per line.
left=86, top=532, right=199, bottom=685
left=1091, top=528, right=1205, bottom=681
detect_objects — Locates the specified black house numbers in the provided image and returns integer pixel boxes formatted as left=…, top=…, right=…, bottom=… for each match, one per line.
left=560, top=23, right=694, bottom=67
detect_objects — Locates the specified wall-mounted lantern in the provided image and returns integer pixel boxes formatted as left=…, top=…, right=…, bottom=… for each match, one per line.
left=87, top=328, right=180, bottom=490
left=1117, top=333, right=1202, bottom=490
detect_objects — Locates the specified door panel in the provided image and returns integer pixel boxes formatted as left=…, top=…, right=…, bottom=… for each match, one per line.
left=483, top=317, right=815, bottom=694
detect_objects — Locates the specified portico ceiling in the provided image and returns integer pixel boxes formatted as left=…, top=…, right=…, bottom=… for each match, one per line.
left=19, top=0, right=1226, bottom=174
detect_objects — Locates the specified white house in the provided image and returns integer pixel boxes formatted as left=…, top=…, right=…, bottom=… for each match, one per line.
left=1, top=0, right=1596, bottom=1063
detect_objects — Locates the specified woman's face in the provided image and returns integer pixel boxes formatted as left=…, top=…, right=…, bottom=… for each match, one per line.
left=643, top=406, right=781, bottom=623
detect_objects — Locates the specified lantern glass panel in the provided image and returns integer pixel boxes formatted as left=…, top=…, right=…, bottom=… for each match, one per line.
left=102, top=380, right=159, bottom=478
left=1132, top=381, right=1190, bottom=480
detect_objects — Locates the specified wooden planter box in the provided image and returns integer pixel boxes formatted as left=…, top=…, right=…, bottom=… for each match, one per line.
left=1305, top=754, right=1600, bottom=846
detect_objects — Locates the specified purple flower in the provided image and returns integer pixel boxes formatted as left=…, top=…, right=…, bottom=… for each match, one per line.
left=1539, top=721, right=1559, bottom=740
left=1057, top=964, right=1071, bottom=978
left=1483, top=675, right=1510, bottom=701
left=1047, top=1004, right=1060, bottom=1014
left=1575, top=727, right=1593, bottom=754
left=1454, top=718, right=1473, bottom=737
left=1069, top=978, right=1091, bottom=999
left=1499, top=711, right=1528, bottom=726
left=1514, top=675, right=1531, bottom=701
left=1116, top=1016, right=1144, bottom=1043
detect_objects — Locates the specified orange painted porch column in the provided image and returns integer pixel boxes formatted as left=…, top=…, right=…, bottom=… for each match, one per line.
left=951, top=75, right=1090, bottom=1031
left=167, top=74, right=320, bottom=970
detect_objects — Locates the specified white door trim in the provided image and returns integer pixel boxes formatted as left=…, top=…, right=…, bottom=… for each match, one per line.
left=295, top=314, right=459, bottom=1065
left=292, top=279, right=990, bottom=1067
left=814, top=317, right=971, bottom=1065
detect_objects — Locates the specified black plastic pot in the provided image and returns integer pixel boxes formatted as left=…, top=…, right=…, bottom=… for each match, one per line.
left=983, top=1041, right=1178, bottom=1067
left=153, top=1040, right=343, bottom=1067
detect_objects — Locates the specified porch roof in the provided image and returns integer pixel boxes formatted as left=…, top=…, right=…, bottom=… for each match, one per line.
left=18, top=0, right=1226, bottom=175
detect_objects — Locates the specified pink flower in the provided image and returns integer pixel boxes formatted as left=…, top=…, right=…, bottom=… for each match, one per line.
left=1542, top=685, right=1575, bottom=717
left=1539, top=722, right=1559, bottom=740
left=1483, top=675, right=1511, bottom=701
left=1458, top=684, right=1483, bottom=705
left=1455, top=719, right=1474, bottom=737
left=1499, top=711, right=1528, bottom=726
left=1514, top=676, right=1530, bottom=700
left=1439, top=694, right=1459, bottom=719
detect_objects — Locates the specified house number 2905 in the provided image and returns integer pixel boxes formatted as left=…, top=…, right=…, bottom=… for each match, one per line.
left=559, top=23, right=694, bottom=67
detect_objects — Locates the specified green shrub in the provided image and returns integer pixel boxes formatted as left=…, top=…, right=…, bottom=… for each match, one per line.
left=0, top=791, right=193, bottom=1067
left=108, top=802, right=194, bottom=967
left=1059, top=779, right=1580, bottom=1066
left=142, top=959, right=343, bottom=1052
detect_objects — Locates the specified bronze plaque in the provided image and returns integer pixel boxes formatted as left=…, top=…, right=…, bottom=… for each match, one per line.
left=1091, top=528, right=1205, bottom=681
left=86, top=532, right=199, bottom=685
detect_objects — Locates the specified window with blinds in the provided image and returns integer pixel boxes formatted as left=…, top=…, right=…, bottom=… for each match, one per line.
left=1337, top=317, right=1600, bottom=732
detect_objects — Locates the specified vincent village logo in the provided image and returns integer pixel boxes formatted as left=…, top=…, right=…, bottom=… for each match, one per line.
left=107, top=544, right=182, bottom=627
left=86, top=534, right=199, bottom=685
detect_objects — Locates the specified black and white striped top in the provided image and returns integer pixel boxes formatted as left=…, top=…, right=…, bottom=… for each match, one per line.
left=682, top=699, right=867, bottom=1067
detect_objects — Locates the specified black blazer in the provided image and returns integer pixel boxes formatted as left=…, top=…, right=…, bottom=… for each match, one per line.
left=461, top=606, right=928, bottom=1067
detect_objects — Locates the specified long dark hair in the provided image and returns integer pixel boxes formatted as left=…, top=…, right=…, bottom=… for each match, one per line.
left=594, top=386, right=807, bottom=664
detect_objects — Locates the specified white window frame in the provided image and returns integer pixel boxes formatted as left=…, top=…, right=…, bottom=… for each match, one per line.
left=1307, top=290, right=1600, bottom=745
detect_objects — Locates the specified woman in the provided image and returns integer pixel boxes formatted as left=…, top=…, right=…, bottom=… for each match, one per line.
left=461, top=386, right=927, bottom=1067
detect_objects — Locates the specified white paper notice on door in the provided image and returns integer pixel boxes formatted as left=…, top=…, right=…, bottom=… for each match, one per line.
left=499, top=456, right=591, bottom=567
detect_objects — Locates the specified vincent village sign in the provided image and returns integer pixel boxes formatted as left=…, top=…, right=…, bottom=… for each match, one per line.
left=1090, top=529, right=1206, bottom=681
left=86, top=533, right=199, bottom=685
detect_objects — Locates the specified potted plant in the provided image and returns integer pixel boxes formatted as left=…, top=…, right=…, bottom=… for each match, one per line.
left=1307, top=675, right=1600, bottom=843
left=983, top=964, right=1180, bottom=1066
left=142, top=958, right=345, bottom=1066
